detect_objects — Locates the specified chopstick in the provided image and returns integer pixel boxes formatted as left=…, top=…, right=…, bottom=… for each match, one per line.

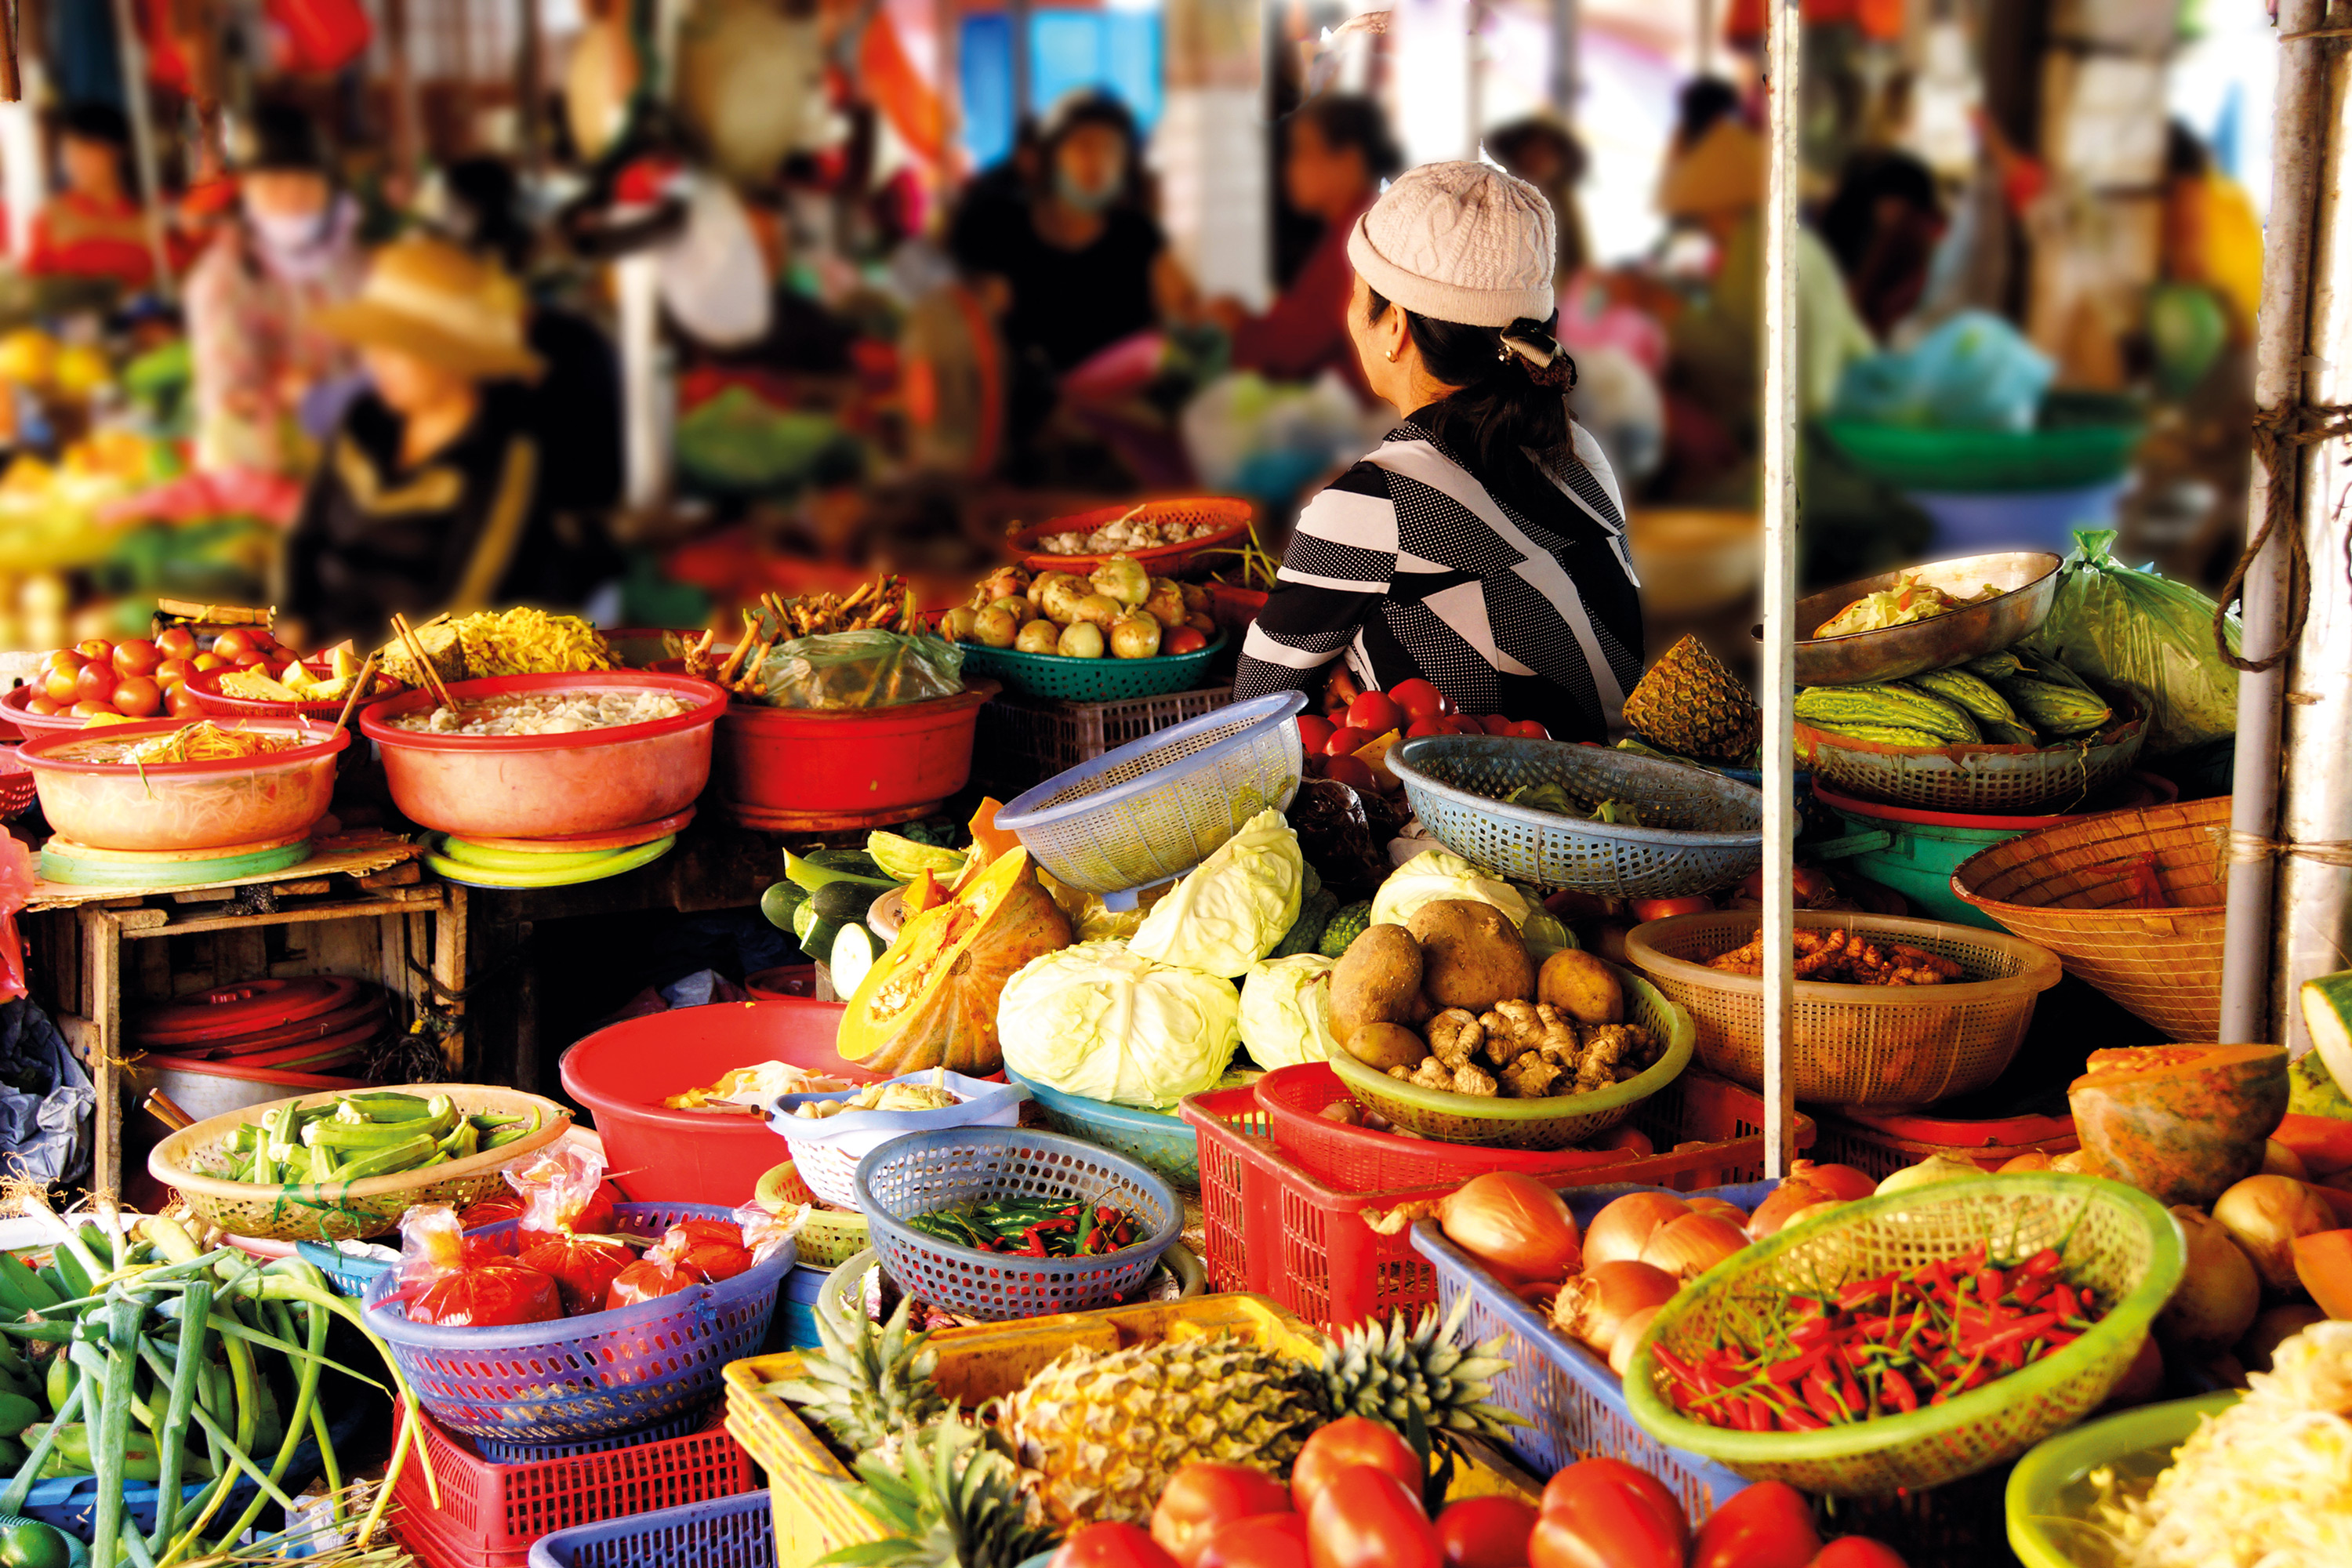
left=143, top=1091, right=194, bottom=1133
left=390, top=615, right=457, bottom=711
left=329, top=652, right=379, bottom=735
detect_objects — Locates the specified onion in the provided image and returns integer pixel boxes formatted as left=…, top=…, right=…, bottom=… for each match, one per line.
left=1639, top=1213, right=1746, bottom=1282
left=1592, top=1126, right=1654, bottom=1156
left=2155, top=1206, right=2260, bottom=1359
left=1683, top=1196, right=1748, bottom=1228
left=2240, top=1304, right=2327, bottom=1373
left=1789, top=1160, right=1877, bottom=1202
left=1582, top=1192, right=1690, bottom=1269
left=1608, top=1305, right=1664, bottom=1378
left=1780, top=1200, right=1846, bottom=1230
left=1999, top=1151, right=2054, bottom=1173
left=1552, top=1260, right=1679, bottom=1357
left=1434, top=1172, right=1583, bottom=1286
left=2263, top=1139, right=2310, bottom=1180
left=2212, top=1175, right=2339, bottom=1294
left=1744, top=1178, right=1832, bottom=1241
left=1876, top=1154, right=1984, bottom=1195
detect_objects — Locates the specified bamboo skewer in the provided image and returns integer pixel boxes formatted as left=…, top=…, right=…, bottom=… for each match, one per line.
left=329, top=653, right=379, bottom=736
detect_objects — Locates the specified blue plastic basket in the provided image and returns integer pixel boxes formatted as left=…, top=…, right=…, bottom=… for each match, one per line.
left=1389, top=735, right=1764, bottom=898
left=1004, top=1066, right=1200, bottom=1189
left=954, top=633, right=1228, bottom=701
left=470, top=1404, right=710, bottom=1465
left=362, top=1201, right=793, bottom=1443
left=997, top=691, right=1305, bottom=905
left=527, top=1489, right=774, bottom=1568
left=21, top=1400, right=369, bottom=1544
left=296, top=1239, right=394, bottom=1298
left=855, top=1128, right=1183, bottom=1320
left=1410, top=1181, right=1778, bottom=1523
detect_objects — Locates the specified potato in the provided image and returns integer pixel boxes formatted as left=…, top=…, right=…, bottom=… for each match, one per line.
left=1346, top=1022, right=1430, bottom=1074
left=1537, top=949, right=1624, bottom=1024
left=1331, top=924, right=1432, bottom=1044
left=1405, top=899, right=1534, bottom=1013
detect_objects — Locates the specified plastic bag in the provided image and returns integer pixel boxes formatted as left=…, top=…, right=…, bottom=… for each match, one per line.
left=506, top=1144, right=618, bottom=1245
left=0, top=835, right=32, bottom=1005
left=515, top=1231, right=631, bottom=1316
left=2020, top=528, right=2241, bottom=758
left=0, top=1000, right=91, bottom=1187
left=394, top=1205, right=563, bottom=1327
left=605, top=1232, right=702, bottom=1309
left=1830, top=310, right=2053, bottom=433
left=755, top=630, right=964, bottom=710
left=665, top=1218, right=753, bottom=1281
left=735, top=1200, right=808, bottom=1266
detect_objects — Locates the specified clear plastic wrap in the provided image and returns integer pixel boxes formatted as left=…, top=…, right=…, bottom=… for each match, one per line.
left=395, top=1203, right=563, bottom=1327
left=506, top=1143, right=617, bottom=1244
left=753, top=630, right=964, bottom=710
left=2020, top=528, right=2241, bottom=757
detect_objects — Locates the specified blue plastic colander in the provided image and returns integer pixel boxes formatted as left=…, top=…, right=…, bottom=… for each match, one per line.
left=528, top=1489, right=775, bottom=1568
left=854, top=1128, right=1182, bottom=1321
left=996, top=691, right=1305, bottom=907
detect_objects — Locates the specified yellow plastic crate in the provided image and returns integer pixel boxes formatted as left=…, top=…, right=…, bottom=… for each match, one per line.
left=723, top=1292, right=1538, bottom=1567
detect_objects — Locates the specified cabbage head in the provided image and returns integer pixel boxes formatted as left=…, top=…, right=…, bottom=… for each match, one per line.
left=1519, top=906, right=1575, bottom=966
left=1238, top=954, right=1338, bottom=1071
left=998, top=942, right=1240, bottom=1109
left=1127, top=808, right=1304, bottom=978
left=1371, top=850, right=1530, bottom=931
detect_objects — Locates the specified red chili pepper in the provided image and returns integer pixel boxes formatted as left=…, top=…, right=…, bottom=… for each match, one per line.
left=1976, top=1266, right=2007, bottom=1301
left=1881, top=1368, right=1919, bottom=1414
left=2011, top=1274, right=2050, bottom=1307
left=1838, top=1274, right=1899, bottom=1311
left=2021, top=1247, right=2063, bottom=1277
left=1965, top=1311, right=2060, bottom=1356
left=1765, top=1345, right=1831, bottom=1384
left=1653, top=1346, right=1705, bottom=1389
left=1802, top=1368, right=1846, bottom=1425
left=1790, top=1315, right=1835, bottom=1348
left=1780, top=1404, right=1829, bottom=1431
left=1831, top=1347, right=1865, bottom=1411
left=2049, top=1282, right=2082, bottom=1321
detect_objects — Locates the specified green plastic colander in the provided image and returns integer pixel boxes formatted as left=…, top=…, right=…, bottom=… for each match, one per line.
left=2005, top=1391, right=2236, bottom=1568
left=953, top=634, right=1225, bottom=701
left=1621, top=1174, right=2185, bottom=1497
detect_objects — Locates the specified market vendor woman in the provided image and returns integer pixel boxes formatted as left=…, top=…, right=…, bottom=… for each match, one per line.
left=1232, top=162, right=1642, bottom=742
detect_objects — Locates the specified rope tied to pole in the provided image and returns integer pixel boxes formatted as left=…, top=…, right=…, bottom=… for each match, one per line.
left=2212, top=400, right=2352, bottom=673
left=2214, top=827, right=2352, bottom=881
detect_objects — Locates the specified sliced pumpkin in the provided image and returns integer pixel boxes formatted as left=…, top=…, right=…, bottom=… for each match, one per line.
left=2274, top=1112, right=2352, bottom=1177
left=2292, top=1229, right=2352, bottom=1319
left=951, top=797, right=1022, bottom=896
left=838, top=846, right=1073, bottom=1075
left=2068, top=1044, right=2289, bottom=1208
left=905, top=868, right=946, bottom=916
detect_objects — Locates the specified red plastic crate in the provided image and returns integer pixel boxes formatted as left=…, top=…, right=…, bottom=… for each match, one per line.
left=1809, top=1104, right=2077, bottom=1182
left=390, top=1399, right=756, bottom=1568
left=1178, top=1069, right=1810, bottom=1329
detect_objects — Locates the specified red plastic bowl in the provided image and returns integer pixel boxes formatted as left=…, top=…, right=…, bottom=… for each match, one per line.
left=559, top=998, right=880, bottom=1205
left=1011, top=497, right=1254, bottom=577
left=2, top=685, right=107, bottom=739
left=712, top=679, right=996, bottom=830
left=186, top=660, right=405, bottom=721
left=360, top=671, right=724, bottom=839
left=19, top=717, right=348, bottom=851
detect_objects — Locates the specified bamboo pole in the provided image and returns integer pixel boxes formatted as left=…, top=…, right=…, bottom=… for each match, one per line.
left=2218, top=0, right=2332, bottom=1043
left=110, top=0, right=177, bottom=301
left=1759, top=0, right=1800, bottom=1174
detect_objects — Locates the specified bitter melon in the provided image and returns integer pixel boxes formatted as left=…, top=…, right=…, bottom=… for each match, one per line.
left=1999, top=677, right=2111, bottom=735
left=1319, top=901, right=1374, bottom=959
left=1795, top=683, right=1980, bottom=744
left=1808, top=723, right=1954, bottom=749
left=1908, top=669, right=2028, bottom=735
left=1272, top=888, right=1341, bottom=959
left=1962, top=651, right=2024, bottom=681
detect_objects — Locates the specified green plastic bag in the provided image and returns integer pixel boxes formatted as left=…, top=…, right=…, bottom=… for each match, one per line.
left=2020, top=529, right=2239, bottom=757
left=753, top=630, right=965, bottom=710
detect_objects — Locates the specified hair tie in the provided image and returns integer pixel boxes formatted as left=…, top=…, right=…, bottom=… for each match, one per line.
left=1499, top=329, right=1577, bottom=390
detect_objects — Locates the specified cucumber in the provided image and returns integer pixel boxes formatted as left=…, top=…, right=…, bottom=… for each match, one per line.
left=759, top=880, right=808, bottom=933
left=866, top=831, right=965, bottom=882
left=800, top=916, right=844, bottom=965
left=791, top=898, right=821, bottom=943
left=831, top=924, right=880, bottom=998
left=784, top=849, right=894, bottom=895
left=811, top=880, right=883, bottom=924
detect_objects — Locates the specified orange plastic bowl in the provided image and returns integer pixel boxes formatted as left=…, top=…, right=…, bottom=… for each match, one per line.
left=187, top=661, right=405, bottom=721
left=19, top=717, right=347, bottom=851
left=361, top=671, right=724, bottom=839
left=2, top=685, right=106, bottom=739
left=712, top=680, right=996, bottom=830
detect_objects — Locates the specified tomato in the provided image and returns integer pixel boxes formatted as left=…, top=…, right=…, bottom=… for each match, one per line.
left=166, top=684, right=207, bottom=718
left=111, top=677, right=163, bottom=718
left=1476, top=714, right=1514, bottom=735
left=1448, top=716, right=1488, bottom=736
left=1809, top=1540, right=1907, bottom=1568
left=155, top=626, right=197, bottom=661
left=1388, top=678, right=1450, bottom=720
left=1322, top=756, right=1377, bottom=793
left=1152, top=1464, right=1294, bottom=1564
left=1404, top=717, right=1448, bottom=739
left=1298, top=716, right=1335, bottom=753
left=69, top=701, right=114, bottom=718
left=1628, top=896, right=1715, bottom=922
left=111, top=639, right=163, bottom=678
left=1435, top=1495, right=1537, bottom=1567
left=1506, top=720, right=1550, bottom=740
left=1323, top=727, right=1372, bottom=758
left=1291, top=1418, right=1421, bottom=1515
left=73, top=662, right=117, bottom=706
left=1052, top=1523, right=1181, bottom=1568
left=211, top=630, right=256, bottom=661
left=74, top=639, right=113, bottom=662
left=1306, top=1468, right=1438, bottom=1568
left=154, top=658, right=194, bottom=691
left=1192, top=1514, right=1309, bottom=1568
left=517, top=1235, right=630, bottom=1316
left=411, top=1259, right=563, bottom=1327
left=192, top=652, right=227, bottom=673
left=1347, top=692, right=1405, bottom=736
left=42, top=654, right=84, bottom=704
left=24, top=697, right=58, bottom=716
left=1528, top=1460, right=1686, bottom=1568
left=1167, top=626, right=1210, bottom=655
left=1691, top=1481, right=1819, bottom=1568
left=234, top=650, right=270, bottom=667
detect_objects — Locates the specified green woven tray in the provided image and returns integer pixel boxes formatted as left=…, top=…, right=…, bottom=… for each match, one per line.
left=955, top=634, right=1225, bottom=701
left=1819, top=419, right=2142, bottom=494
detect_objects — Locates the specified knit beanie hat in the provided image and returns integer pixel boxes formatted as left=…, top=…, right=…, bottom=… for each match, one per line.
left=1347, top=161, right=1557, bottom=328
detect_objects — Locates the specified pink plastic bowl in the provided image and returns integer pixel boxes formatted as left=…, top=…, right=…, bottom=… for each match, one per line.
left=2, top=685, right=107, bottom=740
left=186, top=661, right=406, bottom=721
left=18, top=717, right=349, bottom=851
left=360, top=671, right=724, bottom=839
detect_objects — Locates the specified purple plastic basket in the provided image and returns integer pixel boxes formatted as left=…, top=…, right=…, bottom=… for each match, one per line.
left=527, top=1490, right=775, bottom=1568
left=362, top=1201, right=793, bottom=1443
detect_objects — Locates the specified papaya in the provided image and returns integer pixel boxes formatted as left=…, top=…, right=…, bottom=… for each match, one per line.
left=2274, top=1112, right=2352, bottom=1178
left=2302, top=971, right=2352, bottom=1102
left=2068, top=1044, right=2290, bottom=1208
left=837, top=847, right=1073, bottom=1076
left=2292, top=1229, right=2352, bottom=1319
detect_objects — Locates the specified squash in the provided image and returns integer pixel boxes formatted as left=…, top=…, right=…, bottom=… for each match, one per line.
left=2293, top=1229, right=2352, bottom=1319
left=2068, top=1044, right=2290, bottom=1208
left=837, top=846, right=1072, bottom=1075
left=2274, top=1112, right=2352, bottom=1177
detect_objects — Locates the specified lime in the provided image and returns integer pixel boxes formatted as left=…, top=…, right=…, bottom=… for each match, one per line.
left=0, top=1519, right=71, bottom=1568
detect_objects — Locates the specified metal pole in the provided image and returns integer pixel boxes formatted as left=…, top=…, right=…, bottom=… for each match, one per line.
left=517, top=0, right=543, bottom=171
left=1758, top=0, right=1800, bottom=1175
left=110, top=0, right=177, bottom=301
left=2270, top=5, right=2352, bottom=1051
left=1550, top=0, right=1577, bottom=121
left=1008, top=0, right=1031, bottom=123
left=2219, top=0, right=2329, bottom=1044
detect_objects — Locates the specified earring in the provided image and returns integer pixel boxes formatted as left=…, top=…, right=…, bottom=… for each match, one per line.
left=1384, top=349, right=1399, bottom=362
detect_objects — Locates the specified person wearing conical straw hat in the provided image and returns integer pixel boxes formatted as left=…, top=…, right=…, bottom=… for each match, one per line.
left=280, top=237, right=612, bottom=647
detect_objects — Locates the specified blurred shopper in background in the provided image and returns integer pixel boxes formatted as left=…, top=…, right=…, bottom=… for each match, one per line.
left=186, top=104, right=368, bottom=475
left=25, top=103, right=176, bottom=292
left=1818, top=148, right=1948, bottom=339
left=1486, top=115, right=1591, bottom=285
left=1206, top=95, right=1401, bottom=401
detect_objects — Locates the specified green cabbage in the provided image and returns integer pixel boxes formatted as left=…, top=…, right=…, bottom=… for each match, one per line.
left=997, top=942, right=1240, bottom=1109
left=1128, top=808, right=1304, bottom=979
left=1371, top=850, right=1530, bottom=931
left=1519, top=907, right=1576, bottom=967
left=1238, top=954, right=1338, bottom=1071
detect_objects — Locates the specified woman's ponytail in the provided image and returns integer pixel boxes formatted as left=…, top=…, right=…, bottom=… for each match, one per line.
left=1366, top=292, right=1580, bottom=470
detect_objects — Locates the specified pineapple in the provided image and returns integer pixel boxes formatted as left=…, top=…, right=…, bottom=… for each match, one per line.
left=826, top=1416, right=1058, bottom=1568
left=1621, top=634, right=1762, bottom=762
left=996, top=1298, right=1517, bottom=1530
left=774, top=1298, right=951, bottom=1457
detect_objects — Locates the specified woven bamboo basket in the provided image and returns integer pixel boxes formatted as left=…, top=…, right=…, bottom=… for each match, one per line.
left=149, top=1083, right=571, bottom=1242
left=1947, top=796, right=2227, bottom=1042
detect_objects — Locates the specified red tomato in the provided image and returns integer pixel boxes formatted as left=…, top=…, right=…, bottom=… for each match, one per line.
left=156, top=626, right=198, bottom=660
left=1506, top=720, right=1550, bottom=740
left=1298, top=715, right=1335, bottom=751
left=234, top=650, right=270, bottom=668
left=154, top=658, right=195, bottom=691
left=1477, top=714, right=1514, bottom=735
left=1389, top=678, right=1450, bottom=720
left=1809, top=1540, right=1907, bottom=1568
left=1450, top=716, right=1489, bottom=736
left=74, top=639, right=114, bottom=662
left=1167, top=627, right=1210, bottom=655
left=1291, top=1418, right=1421, bottom=1516
left=72, top=661, right=115, bottom=706
left=411, top=1259, right=563, bottom=1327
left=1691, top=1482, right=1820, bottom=1568
left=1323, top=727, right=1372, bottom=758
left=191, top=652, right=227, bottom=672
left=111, top=677, right=163, bottom=717
left=517, top=1235, right=631, bottom=1316
left=1192, top=1515, right=1309, bottom=1568
left=1528, top=1460, right=1687, bottom=1568
left=1435, top=1495, right=1537, bottom=1568
left=1629, top=896, right=1715, bottom=922
left=1052, top=1523, right=1181, bottom=1568
left=1347, top=692, right=1405, bottom=736
left=69, top=700, right=115, bottom=718
left=1322, top=756, right=1377, bottom=793
left=42, top=662, right=81, bottom=703
left=211, top=630, right=256, bottom=661
left=111, top=639, right=164, bottom=678
left=1306, top=1468, right=1439, bottom=1568
left=166, top=684, right=207, bottom=718
left=1152, top=1464, right=1294, bottom=1564
left=24, top=696, right=59, bottom=716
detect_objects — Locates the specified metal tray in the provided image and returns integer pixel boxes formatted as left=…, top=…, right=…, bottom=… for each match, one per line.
left=1761, top=550, right=2063, bottom=686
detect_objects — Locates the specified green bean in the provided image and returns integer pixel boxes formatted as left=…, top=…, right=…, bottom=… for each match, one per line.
left=147, top=1279, right=212, bottom=1556
left=205, top=1298, right=327, bottom=1555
